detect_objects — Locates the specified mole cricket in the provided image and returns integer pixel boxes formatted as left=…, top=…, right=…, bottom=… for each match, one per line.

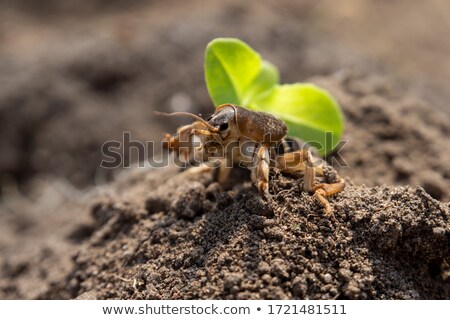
left=158, top=104, right=345, bottom=214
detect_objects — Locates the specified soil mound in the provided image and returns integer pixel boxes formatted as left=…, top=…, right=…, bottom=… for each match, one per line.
left=44, top=165, right=449, bottom=299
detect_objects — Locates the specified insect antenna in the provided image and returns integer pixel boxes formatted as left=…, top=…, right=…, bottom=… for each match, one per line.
left=154, top=111, right=219, bottom=132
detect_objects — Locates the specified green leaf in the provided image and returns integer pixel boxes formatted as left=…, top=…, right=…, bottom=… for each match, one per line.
left=204, top=38, right=278, bottom=106
left=250, top=83, right=344, bottom=155
left=204, top=37, right=344, bottom=156
left=242, top=60, right=279, bottom=105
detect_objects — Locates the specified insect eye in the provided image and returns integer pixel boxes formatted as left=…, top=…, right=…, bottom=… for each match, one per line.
left=219, top=123, right=229, bottom=131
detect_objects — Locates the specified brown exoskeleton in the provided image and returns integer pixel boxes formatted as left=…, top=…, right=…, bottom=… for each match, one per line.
left=159, top=104, right=345, bottom=214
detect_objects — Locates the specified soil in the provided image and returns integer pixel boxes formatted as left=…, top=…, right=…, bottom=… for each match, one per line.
left=0, top=0, right=449, bottom=300
left=40, top=166, right=449, bottom=300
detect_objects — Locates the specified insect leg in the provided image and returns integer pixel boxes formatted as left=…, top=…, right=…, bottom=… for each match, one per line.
left=217, top=161, right=232, bottom=184
left=191, top=129, right=216, bottom=136
left=163, top=124, right=196, bottom=161
left=313, top=178, right=346, bottom=215
left=251, top=145, right=270, bottom=196
left=275, top=149, right=324, bottom=176
left=275, top=149, right=344, bottom=215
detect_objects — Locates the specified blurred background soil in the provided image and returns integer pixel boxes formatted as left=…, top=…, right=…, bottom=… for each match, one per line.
left=0, top=0, right=449, bottom=299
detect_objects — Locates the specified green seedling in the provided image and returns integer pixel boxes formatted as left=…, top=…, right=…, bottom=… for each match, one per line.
left=204, top=38, right=344, bottom=156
